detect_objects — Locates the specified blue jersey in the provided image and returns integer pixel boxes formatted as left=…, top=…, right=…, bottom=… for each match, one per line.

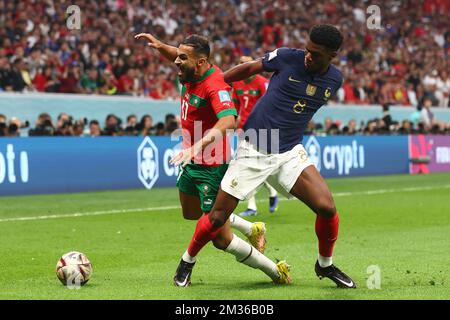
left=243, top=47, right=343, bottom=153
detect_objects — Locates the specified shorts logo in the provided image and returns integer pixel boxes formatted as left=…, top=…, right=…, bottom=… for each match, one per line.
left=230, top=178, right=238, bottom=188
left=218, top=90, right=231, bottom=102
left=137, top=137, right=159, bottom=189
left=298, top=150, right=308, bottom=163
left=304, top=136, right=321, bottom=171
left=203, top=184, right=209, bottom=195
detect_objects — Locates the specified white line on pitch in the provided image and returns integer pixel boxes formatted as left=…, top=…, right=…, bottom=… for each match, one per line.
left=0, top=205, right=180, bottom=223
left=1, top=184, right=449, bottom=223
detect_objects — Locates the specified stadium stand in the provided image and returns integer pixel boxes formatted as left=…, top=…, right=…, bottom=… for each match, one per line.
left=0, top=0, right=449, bottom=137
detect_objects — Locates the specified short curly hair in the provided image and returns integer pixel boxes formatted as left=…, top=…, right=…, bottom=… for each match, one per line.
left=309, top=24, right=343, bottom=51
left=181, top=35, right=210, bottom=59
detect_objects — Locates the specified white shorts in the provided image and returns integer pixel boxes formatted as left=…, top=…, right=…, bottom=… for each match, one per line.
left=221, top=140, right=314, bottom=200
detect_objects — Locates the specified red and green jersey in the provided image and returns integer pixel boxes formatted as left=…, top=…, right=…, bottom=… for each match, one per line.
left=180, top=64, right=237, bottom=166
left=231, top=74, right=268, bottom=129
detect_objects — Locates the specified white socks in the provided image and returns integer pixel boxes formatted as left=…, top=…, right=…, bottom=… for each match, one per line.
left=264, top=182, right=278, bottom=197
left=182, top=250, right=196, bottom=264
left=247, top=196, right=257, bottom=211
left=318, top=254, right=332, bottom=268
left=225, top=234, right=278, bottom=280
left=229, top=213, right=253, bottom=237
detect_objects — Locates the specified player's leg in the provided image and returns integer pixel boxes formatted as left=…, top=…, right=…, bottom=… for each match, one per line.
left=264, top=182, right=279, bottom=213
left=179, top=191, right=203, bottom=220
left=175, top=189, right=280, bottom=286
left=229, top=212, right=266, bottom=253
left=288, top=165, right=356, bottom=288
left=239, top=194, right=258, bottom=216
left=212, top=221, right=291, bottom=284
left=186, top=187, right=240, bottom=258
left=175, top=141, right=290, bottom=285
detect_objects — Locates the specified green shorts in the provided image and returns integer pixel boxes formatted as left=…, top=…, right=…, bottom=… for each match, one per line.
left=176, top=163, right=229, bottom=213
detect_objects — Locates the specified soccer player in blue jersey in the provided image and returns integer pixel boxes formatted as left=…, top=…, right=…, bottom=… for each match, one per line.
left=173, top=24, right=357, bottom=288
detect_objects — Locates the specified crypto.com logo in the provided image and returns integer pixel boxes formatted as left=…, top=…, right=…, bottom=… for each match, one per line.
left=304, top=136, right=321, bottom=171
left=137, top=137, right=159, bottom=189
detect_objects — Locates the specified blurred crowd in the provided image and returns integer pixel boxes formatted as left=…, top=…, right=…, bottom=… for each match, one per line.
left=0, top=111, right=181, bottom=137
left=306, top=102, right=450, bottom=136
left=0, top=0, right=448, bottom=107
left=1, top=100, right=449, bottom=137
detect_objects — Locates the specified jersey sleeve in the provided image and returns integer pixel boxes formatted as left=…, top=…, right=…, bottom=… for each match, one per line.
left=262, top=47, right=295, bottom=72
left=208, top=82, right=238, bottom=119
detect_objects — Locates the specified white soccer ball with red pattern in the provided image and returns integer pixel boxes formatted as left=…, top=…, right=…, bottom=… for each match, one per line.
left=56, top=251, right=93, bottom=286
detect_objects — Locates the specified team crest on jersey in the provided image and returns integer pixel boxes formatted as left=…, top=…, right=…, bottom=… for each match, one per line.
left=306, top=84, right=317, bottom=96
left=323, top=87, right=332, bottom=101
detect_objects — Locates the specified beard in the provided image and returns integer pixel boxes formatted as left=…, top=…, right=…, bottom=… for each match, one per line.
left=179, top=66, right=196, bottom=84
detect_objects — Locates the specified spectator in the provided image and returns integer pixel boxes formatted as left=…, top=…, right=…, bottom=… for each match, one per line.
left=10, top=59, right=33, bottom=92
left=420, top=97, right=435, bottom=129
left=80, top=68, right=100, bottom=94
left=33, top=66, right=59, bottom=92
left=165, top=113, right=176, bottom=132
left=99, top=69, right=118, bottom=95
left=125, top=114, right=139, bottom=136
left=59, top=64, right=81, bottom=93
left=88, top=120, right=102, bottom=137
left=73, top=119, right=86, bottom=137
left=29, top=112, right=55, bottom=136
left=0, top=114, right=7, bottom=136
left=102, top=114, right=122, bottom=136
left=0, top=57, right=12, bottom=91
left=154, top=122, right=166, bottom=136
left=435, top=70, right=449, bottom=108
left=138, top=114, right=154, bottom=136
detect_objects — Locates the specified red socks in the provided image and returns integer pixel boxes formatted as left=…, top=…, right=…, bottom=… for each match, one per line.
left=187, top=213, right=222, bottom=257
left=315, top=213, right=339, bottom=257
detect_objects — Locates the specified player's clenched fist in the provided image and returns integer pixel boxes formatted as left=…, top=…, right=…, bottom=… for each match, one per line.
left=134, top=33, right=162, bottom=49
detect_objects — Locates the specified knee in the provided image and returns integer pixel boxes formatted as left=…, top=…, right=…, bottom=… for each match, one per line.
left=315, top=198, right=337, bottom=218
left=212, top=235, right=231, bottom=250
left=182, top=210, right=202, bottom=220
left=208, top=210, right=227, bottom=229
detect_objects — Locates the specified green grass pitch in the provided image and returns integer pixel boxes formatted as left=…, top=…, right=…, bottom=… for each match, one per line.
left=0, top=173, right=449, bottom=300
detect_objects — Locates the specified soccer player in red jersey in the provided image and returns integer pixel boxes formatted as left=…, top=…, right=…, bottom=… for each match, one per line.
left=232, top=56, right=279, bottom=217
left=134, top=33, right=291, bottom=287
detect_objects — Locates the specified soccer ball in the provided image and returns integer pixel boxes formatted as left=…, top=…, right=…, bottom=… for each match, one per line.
left=56, top=251, right=93, bottom=286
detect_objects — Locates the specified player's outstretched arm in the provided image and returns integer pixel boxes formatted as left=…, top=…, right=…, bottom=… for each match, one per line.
left=134, top=33, right=178, bottom=62
left=224, top=59, right=264, bottom=84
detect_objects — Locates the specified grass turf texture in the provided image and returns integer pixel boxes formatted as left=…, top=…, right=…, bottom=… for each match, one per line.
left=0, top=172, right=449, bottom=300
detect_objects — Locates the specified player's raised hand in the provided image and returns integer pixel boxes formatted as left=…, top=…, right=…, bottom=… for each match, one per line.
left=134, top=33, right=162, bottom=49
